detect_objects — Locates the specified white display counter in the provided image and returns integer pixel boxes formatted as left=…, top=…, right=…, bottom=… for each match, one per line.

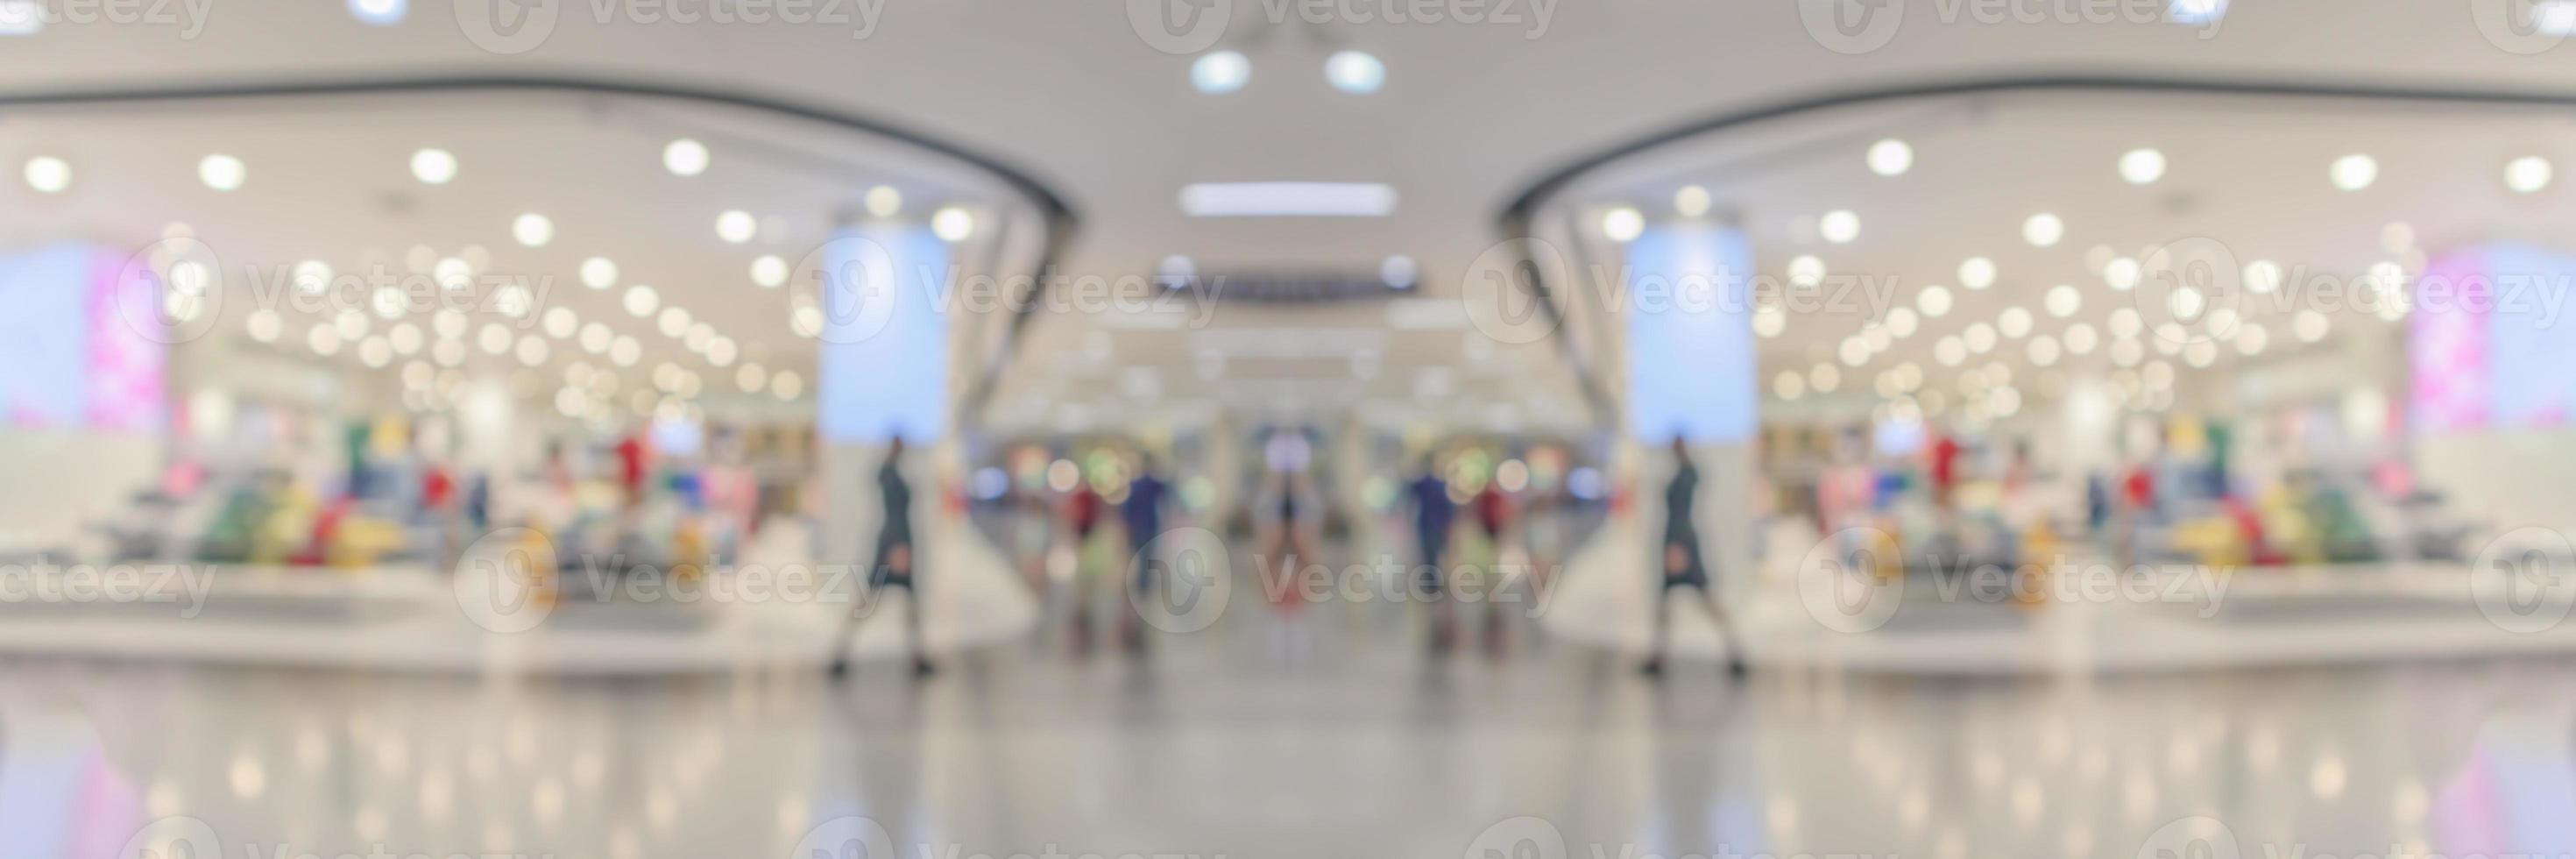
left=1543, top=513, right=2576, bottom=675
left=0, top=519, right=1037, bottom=675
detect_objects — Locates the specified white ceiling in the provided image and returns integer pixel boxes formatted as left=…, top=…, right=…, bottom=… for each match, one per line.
left=8, top=0, right=2576, bottom=430
left=1551, top=90, right=2576, bottom=420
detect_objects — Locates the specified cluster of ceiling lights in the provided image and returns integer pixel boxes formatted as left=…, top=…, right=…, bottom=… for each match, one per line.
left=1596, top=134, right=2549, bottom=423
left=1190, top=49, right=1386, bottom=96
left=76, top=132, right=987, bottom=423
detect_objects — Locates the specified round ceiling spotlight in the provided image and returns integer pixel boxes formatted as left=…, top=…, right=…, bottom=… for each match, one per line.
left=410, top=148, right=456, bottom=185
left=2330, top=153, right=2378, bottom=191
left=198, top=154, right=246, bottom=191
left=1380, top=255, right=1419, bottom=289
left=1601, top=207, right=1645, bottom=243
left=2021, top=213, right=2063, bottom=247
left=1673, top=185, right=1711, bottom=218
left=2243, top=259, right=2282, bottom=294
left=512, top=213, right=555, bottom=247
left=2118, top=148, right=2165, bottom=185
left=715, top=209, right=756, bottom=244
left=2506, top=155, right=2552, bottom=195
left=624, top=285, right=660, bottom=317
left=348, top=0, right=405, bottom=25
left=1957, top=256, right=1997, bottom=290
left=751, top=255, right=789, bottom=288
left=1818, top=209, right=1860, bottom=244
left=579, top=257, right=618, bottom=290
left=865, top=185, right=903, bottom=218
left=1191, top=51, right=1251, bottom=95
left=22, top=156, right=69, bottom=194
left=2045, top=284, right=2082, bottom=317
left=1325, top=51, right=1386, bottom=95
left=932, top=206, right=977, bottom=242
left=662, top=138, right=710, bottom=177
left=1866, top=138, right=1913, bottom=177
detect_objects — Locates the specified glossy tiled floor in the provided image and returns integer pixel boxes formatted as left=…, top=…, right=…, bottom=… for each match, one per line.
left=6, top=577, right=2576, bottom=859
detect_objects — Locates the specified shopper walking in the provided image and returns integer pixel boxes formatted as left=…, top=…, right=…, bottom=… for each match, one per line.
left=1644, top=437, right=1748, bottom=678
left=831, top=436, right=932, bottom=678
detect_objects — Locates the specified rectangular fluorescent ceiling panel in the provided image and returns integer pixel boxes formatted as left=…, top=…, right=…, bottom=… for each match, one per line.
left=1179, top=182, right=1398, bottom=217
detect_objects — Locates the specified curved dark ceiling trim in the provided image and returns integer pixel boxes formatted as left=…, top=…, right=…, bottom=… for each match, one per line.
left=0, top=72, right=1078, bottom=226
left=1496, top=72, right=2576, bottom=430
left=1501, top=73, right=2576, bottom=230
left=0, top=72, right=1079, bottom=421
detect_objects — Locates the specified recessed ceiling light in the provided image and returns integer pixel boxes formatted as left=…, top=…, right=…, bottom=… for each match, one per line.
left=1673, top=185, right=1711, bottom=217
left=22, top=156, right=69, bottom=194
left=1325, top=51, right=1386, bottom=95
left=2045, top=284, right=2082, bottom=317
left=715, top=209, right=756, bottom=244
left=1819, top=209, right=1860, bottom=244
left=1957, top=257, right=1997, bottom=289
left=1787, top=255, right=1825, bottom=288
left=199, top=154, right=246, bottom=191
left=2167, top=0, right=2226, bottom=25
left=347, top=0, right=405, bottom=25
left=579, top=257, right=618, bottom=290
left=2330, top=154, right=2378, bottom=191
left=2021, top=213, right=2063, bottom=247
left=2506, top=155, right=2552, bottom=194
left=865, top=185, right=902, bottom=217
left=512, top=213, right=554, bottom=247
left=2118, top=148, right=2165, bottom=185
left=751, top=255, right=789, bottom=288
left=932, top=207, right=976, bottom=242
left=1191, top=51, right=1251, bottom=94
left=2104, top=256, right=2141, bottom=290
left=1380, top=255, right=1419, bottom=289
left=2243, top=259, right=2282, bottom=294
left=1179, top=181, right=1398, bottom=217
left=409, top=148, right=456, bottom=185
left=245, top=309, right=281, bottom=343
left=1866, top=138, right=1913, bottom=177
left=1601, top=207, right=1645, bottom=243
left=662, top=138, right=709, bottom=177
left=624, top=285, right=660, bottom=317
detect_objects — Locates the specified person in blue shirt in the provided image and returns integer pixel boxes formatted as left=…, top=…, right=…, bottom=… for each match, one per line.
left=1119, top=458, right=1173, bottom=650
left=1408, top=456, right=1459, bottom=650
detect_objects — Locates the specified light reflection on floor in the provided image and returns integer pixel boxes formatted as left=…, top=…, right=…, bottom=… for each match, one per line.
left=4, top=583, right=2575, bottom=859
